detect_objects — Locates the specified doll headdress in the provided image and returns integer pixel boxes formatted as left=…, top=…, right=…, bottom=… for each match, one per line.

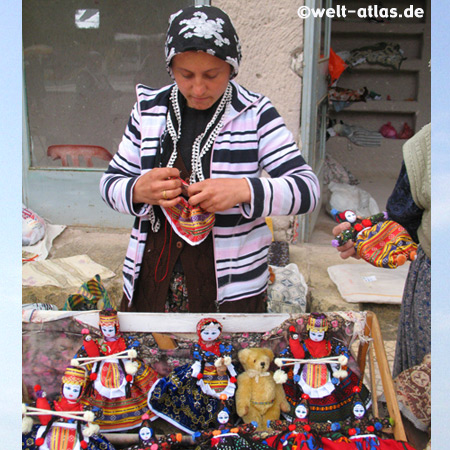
left=62, top=365, right=87, bottom=387
left=61, top=365, right=88, bottom=399
left=306, top=313, right=328, bottom=332
left=197, top=317, right=222, bottom=337
left=99, top=308, right=120, bottom=332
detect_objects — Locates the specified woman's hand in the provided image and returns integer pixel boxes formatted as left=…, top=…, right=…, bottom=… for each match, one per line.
left=332, top=222, right=359, bottom=260
left=187, top=178, right=251, bottom=213
left=132, top=167, right=182, bottom=206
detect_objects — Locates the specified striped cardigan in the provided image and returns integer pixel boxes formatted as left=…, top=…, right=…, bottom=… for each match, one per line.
left=100, top=81, right=320, bottom=307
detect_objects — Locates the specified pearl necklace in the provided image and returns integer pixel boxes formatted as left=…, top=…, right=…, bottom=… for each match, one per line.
left=166, top=83, right=232, bottom=184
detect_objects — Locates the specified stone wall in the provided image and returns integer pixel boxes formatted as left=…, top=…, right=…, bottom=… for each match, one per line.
left=214, top=0, right=304, bottom=143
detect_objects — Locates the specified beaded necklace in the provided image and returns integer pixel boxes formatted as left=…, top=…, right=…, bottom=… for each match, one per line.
left=166, top=83, right=232, bottom=184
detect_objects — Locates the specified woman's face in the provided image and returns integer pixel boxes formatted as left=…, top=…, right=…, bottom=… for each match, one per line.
left=171, top=51, right=231, bottom=110
left=62, top=383, right=82, bottom=401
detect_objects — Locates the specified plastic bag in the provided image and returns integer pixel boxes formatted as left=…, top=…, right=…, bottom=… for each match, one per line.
left=327, top=182, right=380, bottom=218
left=329, top=48, right=347, bottom=84
left=22, top=204, right=46, bottom=246
left=379, top=121, right=398, bottom=139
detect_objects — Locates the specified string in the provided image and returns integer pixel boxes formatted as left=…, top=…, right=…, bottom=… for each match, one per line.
left=154, top=219, right=173, bottom=283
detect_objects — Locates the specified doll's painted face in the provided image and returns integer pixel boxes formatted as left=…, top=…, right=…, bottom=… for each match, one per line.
left=217, top=409, right=230, bottom=425
left=62, top=383, right=82, bottom=401
left=344, top=210, right=357, bottom=223
left=295, top=404, right=308, bottom=419
left=200, top=324, right=221, bottom=342
left=309, top=330, right=325, bottom=342
left=101, top=324, right=116, bottom=339
left=139, top=426, right=153, bottom=441
left=353, top=403, right=365, bottom=419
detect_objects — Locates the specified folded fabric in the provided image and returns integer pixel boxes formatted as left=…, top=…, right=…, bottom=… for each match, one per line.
left=327, top=262, right=409, bottom=304
left=63, top=274, right=115, bottom=311
left=22, top=255, right=115, bottom=288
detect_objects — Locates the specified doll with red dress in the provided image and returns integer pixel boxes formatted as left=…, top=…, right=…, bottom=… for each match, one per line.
left=331, top=209, right=417, bottom=269
left=321, top=390, right=417, bottom=450
left=22, top=365, right=114, bottom=450
left=148, top=317, right=237, bottom=434
left=121, top=413, right=183, bottom=450
left=264, top=394, right=330, bottom=450
left=76, top=308, right=158, bottom=432
left=275, top=313, right=371, bottom=424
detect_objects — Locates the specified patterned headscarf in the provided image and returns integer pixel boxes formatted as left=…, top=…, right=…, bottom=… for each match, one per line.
left=165, top=5, right=241, bottom=79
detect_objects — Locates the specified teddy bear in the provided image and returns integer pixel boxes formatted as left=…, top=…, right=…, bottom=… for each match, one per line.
left=235, top=347, right=290, bottom=430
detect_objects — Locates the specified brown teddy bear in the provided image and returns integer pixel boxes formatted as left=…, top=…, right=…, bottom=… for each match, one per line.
left=235, top=347, right=290, bottom=430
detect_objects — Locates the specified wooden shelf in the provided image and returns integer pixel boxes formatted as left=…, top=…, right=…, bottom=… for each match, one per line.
left=346, top=58, right=422, bottom=72
left=335, top=100, right=418, bottom=114
left=331, top=22, right=425, bottom=35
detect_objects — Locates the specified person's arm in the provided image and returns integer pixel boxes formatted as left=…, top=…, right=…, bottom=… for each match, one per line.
left=386, top=162, right=423, bottom=243
left=240, top=97, right=320, bottom=219
left=100, top=102, right=148, bottom=216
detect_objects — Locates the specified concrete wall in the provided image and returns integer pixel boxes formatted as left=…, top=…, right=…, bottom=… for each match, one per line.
left=214, top=0, right=304, bottom=143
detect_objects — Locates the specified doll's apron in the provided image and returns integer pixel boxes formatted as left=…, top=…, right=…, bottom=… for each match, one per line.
left=35, top=422, right=88, bottom=450
left=93, top=358, right=131, bottom=399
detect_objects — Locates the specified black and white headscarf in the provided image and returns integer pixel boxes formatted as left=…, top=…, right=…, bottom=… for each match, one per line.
left=165, top=5, right=242, bottom=79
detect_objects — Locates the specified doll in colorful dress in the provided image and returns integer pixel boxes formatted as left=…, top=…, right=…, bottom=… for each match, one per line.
left=148, top=317, right=237, bottom=434
left=22, top=365, right=114, bottom=450
left=276, top=313, right=371, bottom=423
left=331, top=210, right=417, bottom=269
left=193, top=404, right=270, bottom=450
left=76, top=309, right=159, bottom=432
left=264, top=394, right=330, bottom=450
left=331, top=210, right=387, bottom=247
left=121, top=413, right=183, bottom=450
left=321, top=392, right=418, bottom=450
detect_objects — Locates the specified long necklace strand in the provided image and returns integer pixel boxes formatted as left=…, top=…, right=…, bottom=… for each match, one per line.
left=166, top=83, right=232, bottom=183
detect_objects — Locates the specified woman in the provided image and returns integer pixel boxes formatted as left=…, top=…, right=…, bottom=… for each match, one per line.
left=100, top=5, right=319, bottom=313
left=332, top=123, right=431, bottom=376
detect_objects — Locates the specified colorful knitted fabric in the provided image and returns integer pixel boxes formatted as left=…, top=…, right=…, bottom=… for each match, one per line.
left=355, top=220, right=417, bottom=268
left=63, top=275, right=114, bottom=311
left=162, top=197, right=215, bottom=245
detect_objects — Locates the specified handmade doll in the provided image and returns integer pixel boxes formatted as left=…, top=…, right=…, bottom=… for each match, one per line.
left=148, top=317, right=237, bottom=434
left=264, top=394, right=330, bottom=450
left=121, top=413, right=183, bottom=450
left=75, top=308, right=159, bottom=432
left=331, top=210, right=388, bottom=246
left=331, top=210, right=417, bottom=269
left=321, top=391, right=418, bottom=450
left=193, top=420, right=272, bottom=450
left=275, top=313, right=371, bottom=423
left=22, top=365, right=114, bottom=450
